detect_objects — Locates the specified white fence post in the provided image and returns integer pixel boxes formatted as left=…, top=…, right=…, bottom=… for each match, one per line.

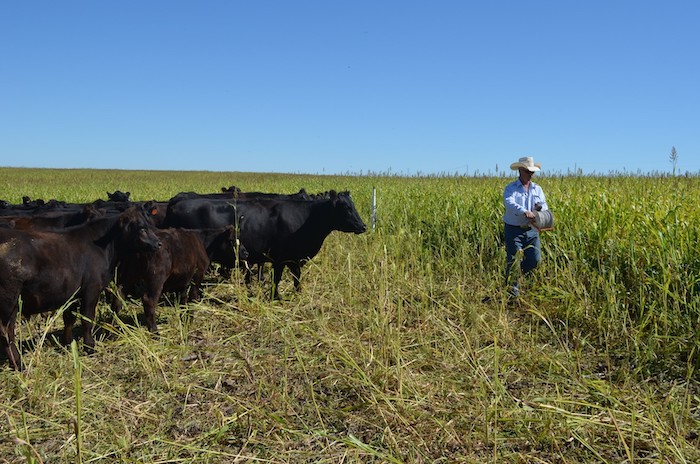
left=371, top=187, right=377, bottom=232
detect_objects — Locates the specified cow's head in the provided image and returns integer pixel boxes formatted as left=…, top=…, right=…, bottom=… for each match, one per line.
left=117, top=207, right=162, bottom=252
left=140, top=200, right=166, bottom=227
left=221, top=185, right=242, bottom=194
left=107, top=190, right=131, bottom=202
left=330, top=190, right=367, bottom=234
left=224, top=225, right=249, bottom=261
left=208, top=225, right=248, bottom=266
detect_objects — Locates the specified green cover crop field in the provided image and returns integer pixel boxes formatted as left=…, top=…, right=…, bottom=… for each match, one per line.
left=1, top=167, right=699, bottom=462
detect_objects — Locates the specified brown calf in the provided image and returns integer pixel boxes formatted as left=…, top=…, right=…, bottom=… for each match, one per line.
left=113, top=226, right=240, bottom=332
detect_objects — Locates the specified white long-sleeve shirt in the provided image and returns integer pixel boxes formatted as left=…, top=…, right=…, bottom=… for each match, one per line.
left=503, top=179, right=548, bottom=227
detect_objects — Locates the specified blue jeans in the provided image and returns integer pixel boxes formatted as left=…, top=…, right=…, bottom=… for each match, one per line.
left=504, top=223, right=541, bottom=286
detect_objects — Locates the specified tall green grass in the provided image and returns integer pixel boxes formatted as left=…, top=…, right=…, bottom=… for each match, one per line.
left=0, top=167, right=698, bottom=462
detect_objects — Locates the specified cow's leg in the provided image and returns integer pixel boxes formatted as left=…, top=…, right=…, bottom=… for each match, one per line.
left=62, top=304, right=77, bottom=345
left=218, top=265, right=232, bottom=280
left=1, top=313, right=22, bottom=371
left=289, top=262, right=302, bottom=292
left=187, top=270, right=205, bottom=302
left=142, top=290, right=161, bottom=333
left=80, top=286, right=104, bottom=352
left=271, top=262, right=284, bottom=300
left=243, top=266, right=252, bottom=284
left=0, top=292, right=22, bottom=370
left=108, top=284, right=125, bottom=314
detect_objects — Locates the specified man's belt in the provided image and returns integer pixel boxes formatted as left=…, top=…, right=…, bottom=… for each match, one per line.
left=505, top=223, right=531, bottom=230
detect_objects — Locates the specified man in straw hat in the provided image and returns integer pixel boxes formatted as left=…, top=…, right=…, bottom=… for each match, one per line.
left=503, top=156, right=549, bottom=299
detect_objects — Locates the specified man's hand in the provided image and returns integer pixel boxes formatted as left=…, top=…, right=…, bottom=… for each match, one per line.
left=524, top=211, right=536, bottom=219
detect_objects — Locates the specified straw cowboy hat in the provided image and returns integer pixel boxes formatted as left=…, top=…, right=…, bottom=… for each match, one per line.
left=510, top=156, right=541, bottom=172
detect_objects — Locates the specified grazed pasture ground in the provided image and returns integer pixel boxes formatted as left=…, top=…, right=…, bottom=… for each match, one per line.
left=0, top=168, right=699, bottom=462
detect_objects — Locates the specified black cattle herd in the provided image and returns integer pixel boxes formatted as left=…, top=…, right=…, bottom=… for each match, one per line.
left=0, top=187, right=367, bottom=370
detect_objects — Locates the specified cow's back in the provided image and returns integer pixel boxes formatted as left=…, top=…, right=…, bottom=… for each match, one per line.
left=118, top=227, right=209, bottom=297
left=164, top=199, right=238, bottom=229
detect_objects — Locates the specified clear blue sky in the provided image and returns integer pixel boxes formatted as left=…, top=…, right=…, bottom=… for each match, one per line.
left=1, top=1, right=698, bottom=175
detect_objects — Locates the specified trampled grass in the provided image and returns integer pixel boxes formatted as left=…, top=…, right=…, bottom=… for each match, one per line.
left=0, top=167, right=699, bottom=462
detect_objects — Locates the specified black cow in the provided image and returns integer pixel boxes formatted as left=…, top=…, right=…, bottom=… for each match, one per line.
left=0, top=198, right=68, bottom=217
left=168, top=187, right=310, bottom=205
left=112, top=225, right=245, bottom=331
left=0, top=207, right=162, bottom=370
left=21, top=197, right=68, bottom=209
left=1, top=205, right=106, bottom=230
left=164, top=190, right=366, bottom=299
left=168, top=190, right=239, bottom=204
left=0, top=192, right=129, bottom=220
left=106, top=190, right=131, bottom=202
